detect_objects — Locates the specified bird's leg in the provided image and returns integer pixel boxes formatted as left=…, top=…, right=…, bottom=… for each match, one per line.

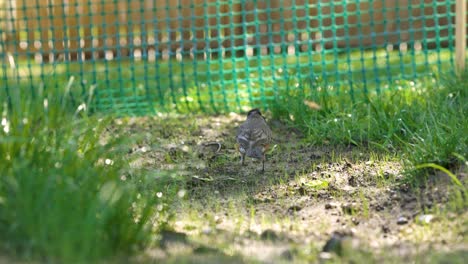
left=241, top=153, right=245, bottom=165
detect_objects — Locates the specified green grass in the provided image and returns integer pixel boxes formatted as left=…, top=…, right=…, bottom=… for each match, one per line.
left=0, top=85, right=175, bottom=262
left=270, top=70, right=468, bottom=186
left=1, top=49, right=455, bottom=115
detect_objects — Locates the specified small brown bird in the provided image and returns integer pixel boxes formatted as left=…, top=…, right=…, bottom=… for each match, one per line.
left=236, top=108, right=272, bottom=172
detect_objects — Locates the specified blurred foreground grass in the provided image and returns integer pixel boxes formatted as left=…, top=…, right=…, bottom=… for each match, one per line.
left=0, top=85, right=175, bottom=262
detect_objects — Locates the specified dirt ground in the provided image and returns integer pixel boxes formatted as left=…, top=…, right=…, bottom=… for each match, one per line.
left=111, top=113, right=467, bottom=263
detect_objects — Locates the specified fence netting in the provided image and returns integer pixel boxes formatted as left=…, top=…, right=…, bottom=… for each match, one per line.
left=0, top=0, right=464, bottom=114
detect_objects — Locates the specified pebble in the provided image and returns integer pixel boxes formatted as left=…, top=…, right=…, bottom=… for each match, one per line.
left=348, top=175, right=358, bottom=187
left=202, top=227, right=212, bottom=235
left=375, top=204, right=385, bottom=211
left=288, top=205, right=303, bottom=213
left=280, top=249, right=294, bottom=260
left=322, top=230, right=355, bottom=256
left=319, top=252, right=333, bottom=260
left=397, top=216, right=409, bottom=225
left=325, top=202, right=339, bottom=210
left=382, top=225, right=390, bottom=233
left=260, top=229, right=280, bottom=241
left=418, top=214, right=434, bottom=224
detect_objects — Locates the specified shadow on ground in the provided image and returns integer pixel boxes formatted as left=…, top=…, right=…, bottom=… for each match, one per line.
left=106, top=113, right=467, bottom=263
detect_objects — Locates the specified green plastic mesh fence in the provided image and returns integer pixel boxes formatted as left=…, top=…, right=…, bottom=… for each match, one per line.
left=0, top=0, right=465, bottom=114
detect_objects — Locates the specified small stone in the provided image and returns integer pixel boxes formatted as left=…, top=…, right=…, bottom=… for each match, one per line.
left=418, top=214, right=434, bottom=224
left=383, top=171, right=391, bottom=179
left=280, top=249, right=294, bottom=260
left=317, top=190, right=330, bottom=199
left=260, top=229, right=279, bottom=241
left=202, top=227, right=212, bottom=235
left=397, top=216, right=409, bottom=225
left=298, top=186, right=307, bottom=195
left=382, top=225, right=390, bottom=233
left=319, top=252, right=334, bottom=260
left=351, top=217, right=360, bottom=225
left=375, top=204, right=385, bottom=211
left=288, top=205, right=303, bottom=213
left=181, top=145, right=190, bottom=152
left=322, top=235, right=343, bottom=254
left=325, top=202, right=339, bottom=210
left=348, top=175, right=358, bottom=187
left=159, top=230, right=188, bottom=248
left=322, top=231, right=353, bottom=256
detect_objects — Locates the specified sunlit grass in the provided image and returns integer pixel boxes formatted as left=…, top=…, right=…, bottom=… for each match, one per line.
left=270, top=70, right=467, bottom=187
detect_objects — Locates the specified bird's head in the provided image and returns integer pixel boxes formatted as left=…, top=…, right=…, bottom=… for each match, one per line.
left=247, top=108, right=263, bottom=118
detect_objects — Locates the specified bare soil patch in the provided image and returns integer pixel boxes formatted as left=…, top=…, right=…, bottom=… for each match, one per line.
left=109, top=113, right=467, bottom=263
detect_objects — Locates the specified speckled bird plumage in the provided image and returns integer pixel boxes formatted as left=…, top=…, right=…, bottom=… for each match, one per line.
left=236, top=109, right=272, bottom=172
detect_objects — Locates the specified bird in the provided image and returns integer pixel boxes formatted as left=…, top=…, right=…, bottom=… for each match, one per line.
left=236, top=108, right=272, bottom=172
